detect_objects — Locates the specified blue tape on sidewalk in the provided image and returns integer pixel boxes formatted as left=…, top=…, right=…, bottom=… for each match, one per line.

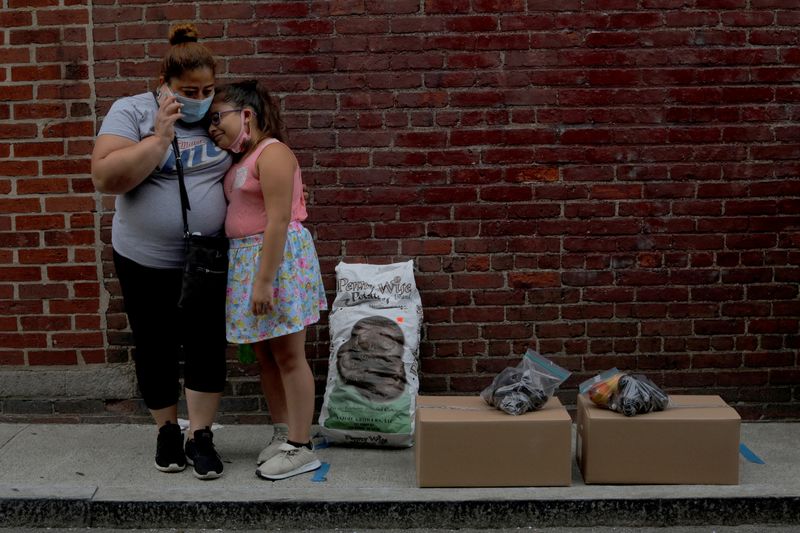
left=739, top=443, right=765, bottom=464
left=311, top=462, right=330, bottom=482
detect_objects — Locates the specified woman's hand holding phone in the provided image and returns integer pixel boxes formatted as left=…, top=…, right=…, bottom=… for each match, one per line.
left=155, top=84, right=183, bottom=143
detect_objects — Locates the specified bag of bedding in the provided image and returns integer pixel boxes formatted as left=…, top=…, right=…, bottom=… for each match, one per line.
left=318, top=260, right=422, bottom=447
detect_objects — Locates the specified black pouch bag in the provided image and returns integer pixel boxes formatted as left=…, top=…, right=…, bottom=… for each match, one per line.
left=180, top=233, right=228, bottom=309
left=170, top=134, right=229, bottom=309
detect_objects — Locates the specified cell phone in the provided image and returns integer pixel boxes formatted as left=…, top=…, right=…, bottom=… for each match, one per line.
left=156, top=83, right=173, bottom=102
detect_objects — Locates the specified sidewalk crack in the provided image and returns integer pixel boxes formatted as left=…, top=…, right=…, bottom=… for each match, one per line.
left=0, top=424, right=30, bottom=452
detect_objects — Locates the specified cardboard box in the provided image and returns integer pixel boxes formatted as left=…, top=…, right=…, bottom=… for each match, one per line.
left=576, top=394, right=740, bottom=485
left=415, top=395, right=572, bottom=487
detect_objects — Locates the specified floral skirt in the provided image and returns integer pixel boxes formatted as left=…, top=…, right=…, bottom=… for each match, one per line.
left=226, top=222, right=327, bottom=344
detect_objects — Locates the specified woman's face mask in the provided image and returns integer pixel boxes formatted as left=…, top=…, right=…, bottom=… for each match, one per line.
left=160, top=69, right=215, bottom=124
left=173, top=91, right=214, bottom=124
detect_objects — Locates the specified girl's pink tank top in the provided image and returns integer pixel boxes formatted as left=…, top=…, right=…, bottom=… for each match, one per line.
left=223, top=138, right=308, bottom=239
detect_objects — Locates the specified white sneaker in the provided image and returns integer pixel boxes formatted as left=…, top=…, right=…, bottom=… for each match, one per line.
left=256, top=443, right=321, bottom=480
left=257, top=424, right=289, bottom=466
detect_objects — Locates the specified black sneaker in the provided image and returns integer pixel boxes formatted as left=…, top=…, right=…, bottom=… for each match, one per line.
left=185, top=427, right=223, bottom=480
left=154, top=421, right=186, bottom=473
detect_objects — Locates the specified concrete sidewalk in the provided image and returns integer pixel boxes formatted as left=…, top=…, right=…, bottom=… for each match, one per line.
left=0, top=422, right=798, bottom=529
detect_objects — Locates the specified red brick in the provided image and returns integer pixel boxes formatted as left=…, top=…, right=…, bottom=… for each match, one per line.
left=15, top=142, right=64, bottom=157
left=28, top=350, right=78, bottom=366
left=0, top=265, right=41, bottom=281
left=11, top=65, right=62, bottom=84
left=92, top=7, right=142, bottom=23
left=69, top=213, right=94, bottom=228
left=0, top=10, right=32, bottom=26
left=17, top=178, right=69, bottom=194
left=278, top=20, right=334, bottom=36
left=253, top=2, right=309, bottom=17
left=424, top=0, right=470, bottom=14
left=0, top=160, right=37, bottom=176
left=481, top=185, right=533, bottom=202
left=10, top=29, right=60, bottom=45
left=37, top=83, right=91, bottom=99
left=52, top=332, right=104, bottom=348
left=42, top=159, right=91, bottom=175
left=21, top=316, right=71, bottom=331
left=36, top=44, right=89, bottom=62
left=0, top=47, right=31, bottom=63
left=49, top=299, right=99, bottom=314
left=44, top=197, right=95, bottom=213
left=18, top=284, right=68, bottom=300
left=0, top=232, right=38, bottom=248
left=81, top=349, right=107, bottom=365
left=42, top=121, right=94, bottom=138
left=18, top=249, right=68, bottom=264
left=403, top=239, right=453, bottom=256
left=73, top=283, right=100, bottom=298
left=144, top=6, right=196, bottom=22
left=47, top=265, right=97, bottom=281
left=0, top=350, right=24, bottom=365
left=36, top=8, right=89, bottom=25
left=0, top=122, right=37, bottom=138
left=0, top=333, right=47, bottom=349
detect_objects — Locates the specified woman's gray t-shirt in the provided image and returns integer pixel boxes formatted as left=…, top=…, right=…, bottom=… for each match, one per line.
left=98, top=92, right=232, bottom=269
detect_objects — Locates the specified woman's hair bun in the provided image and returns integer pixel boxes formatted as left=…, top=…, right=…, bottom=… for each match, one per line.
left=168, top=23, right=199, bottom=46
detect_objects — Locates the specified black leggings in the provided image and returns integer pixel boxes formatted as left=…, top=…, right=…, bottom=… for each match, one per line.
left=113, top=250, right=227, bottom=410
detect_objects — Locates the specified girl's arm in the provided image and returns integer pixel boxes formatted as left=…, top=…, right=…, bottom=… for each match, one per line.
left=250, top=142, right=296, bottom=315
left=91, top=91, right=182, bottom=194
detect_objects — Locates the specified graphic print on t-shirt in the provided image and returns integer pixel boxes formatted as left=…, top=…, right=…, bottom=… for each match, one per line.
left=233, top=166, right=248, bottom=190
left=160, top=136, right=228, bottom=177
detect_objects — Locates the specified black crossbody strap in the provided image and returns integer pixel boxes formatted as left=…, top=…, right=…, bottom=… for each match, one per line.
left=172, top=137, right=191, bottom=238
left=154, top=91, right=191, bottom=238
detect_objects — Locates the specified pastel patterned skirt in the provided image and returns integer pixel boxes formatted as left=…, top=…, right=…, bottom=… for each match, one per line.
left=226, top=221, right=327, bottom=344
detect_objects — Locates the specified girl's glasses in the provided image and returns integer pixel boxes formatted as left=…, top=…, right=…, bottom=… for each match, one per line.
left=210, top=109, right=242, bottom=126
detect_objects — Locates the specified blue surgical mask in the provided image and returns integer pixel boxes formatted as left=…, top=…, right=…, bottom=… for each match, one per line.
left=174, top=91, right=214, bottom=123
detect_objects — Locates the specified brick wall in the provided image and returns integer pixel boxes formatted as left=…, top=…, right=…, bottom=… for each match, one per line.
left=2, top=0, right=798, bottom=421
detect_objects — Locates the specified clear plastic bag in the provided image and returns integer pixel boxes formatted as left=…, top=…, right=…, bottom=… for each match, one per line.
left=609, top=374, right=670, bottom=416
left=579, top=368, right=622, bottom=408
left=481, top=349, right=571, bottom=415
left=580, top=369, right=670, bottom=416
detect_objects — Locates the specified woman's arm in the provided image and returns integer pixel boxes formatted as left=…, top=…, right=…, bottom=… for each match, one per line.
left=91, top=134, right=173, bottom=194
left=250, top=142, right=296, bottom=315
left=91, top=90, right=182, bottom=194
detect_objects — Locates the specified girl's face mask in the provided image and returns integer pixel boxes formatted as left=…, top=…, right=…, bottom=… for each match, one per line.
left=228, top=110, right=251, bottom=153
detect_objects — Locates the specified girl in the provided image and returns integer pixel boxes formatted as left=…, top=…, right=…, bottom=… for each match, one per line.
left=209, top=81, right=327, bottom=480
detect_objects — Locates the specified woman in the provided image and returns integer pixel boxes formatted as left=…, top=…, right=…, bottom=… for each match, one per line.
left=91, top=24, right=230, bottom=480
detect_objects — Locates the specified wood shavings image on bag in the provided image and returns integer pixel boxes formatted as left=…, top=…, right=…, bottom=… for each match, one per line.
left=336, top=316, right=407, bottom=402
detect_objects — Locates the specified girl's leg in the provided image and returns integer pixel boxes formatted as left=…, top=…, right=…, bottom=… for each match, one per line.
left=254, top=341, right=288, bottom=424
left=268, top=328, right=314, bottom=443
left=253, top=340, right=291, bottom=465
